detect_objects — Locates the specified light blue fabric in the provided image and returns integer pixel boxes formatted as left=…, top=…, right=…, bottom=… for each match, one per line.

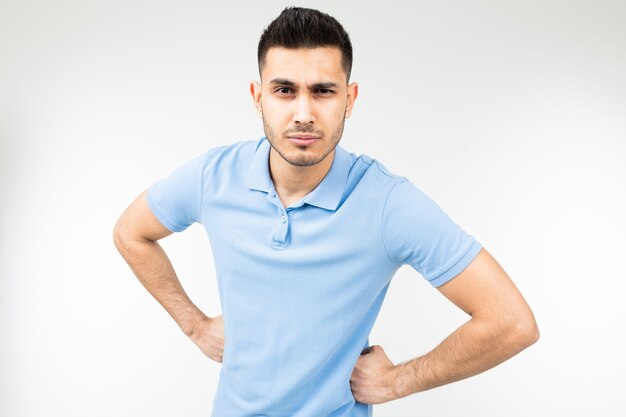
left=147, top=137, right=482, bottom=416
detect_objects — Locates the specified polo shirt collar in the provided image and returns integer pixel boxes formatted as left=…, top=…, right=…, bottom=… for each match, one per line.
left=245, top=138, right=273, bottom=193
left=244, top=137, right=353, bottom=211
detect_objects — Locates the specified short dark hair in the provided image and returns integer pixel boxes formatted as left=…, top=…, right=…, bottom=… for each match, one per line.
left=257, top=7, right=353, bottom=81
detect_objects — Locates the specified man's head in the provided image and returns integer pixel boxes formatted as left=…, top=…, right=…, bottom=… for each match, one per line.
left=251, top=7, right=358, bottom=168
left=257, top=7, right=353, bottom=82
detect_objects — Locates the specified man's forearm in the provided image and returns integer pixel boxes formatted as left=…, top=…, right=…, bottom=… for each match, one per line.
left=391, top=317, right=539, bottom=398
left=114, top=236, right=206, bottom=336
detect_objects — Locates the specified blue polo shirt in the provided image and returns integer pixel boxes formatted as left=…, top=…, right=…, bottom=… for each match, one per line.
left=147, top=137, right=482, bottom=417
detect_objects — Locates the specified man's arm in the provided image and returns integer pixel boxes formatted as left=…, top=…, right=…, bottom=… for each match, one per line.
left=391, top=247, right=539, bottom=396
left=350, top=247, right=539, bottom=403
left=112, top=190, right=224, bottom=362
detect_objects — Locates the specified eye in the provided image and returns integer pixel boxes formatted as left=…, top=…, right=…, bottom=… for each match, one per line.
left=275, top=87, right=294, bottom=95
left=316, top=89, right=334, bottom=95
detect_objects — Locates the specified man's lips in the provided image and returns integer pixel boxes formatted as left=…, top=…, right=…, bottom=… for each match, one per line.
left=287, top=135, right=320, bottom=146
left=288, top=134, right=320, bottom=139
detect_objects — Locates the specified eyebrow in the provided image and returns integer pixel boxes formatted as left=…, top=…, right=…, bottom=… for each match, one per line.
left=268, top=78, right=340, bottom=90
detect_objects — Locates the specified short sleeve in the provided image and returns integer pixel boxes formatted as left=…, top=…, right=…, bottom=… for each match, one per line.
left=381, top=179, right=482, bottom=287
left=146, top=152, right=208, bottom=232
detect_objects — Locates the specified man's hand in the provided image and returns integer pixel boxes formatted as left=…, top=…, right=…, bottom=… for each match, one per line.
left=189, top=314, right=225, bottom=363
left=349, top=345, right=399, bottom=405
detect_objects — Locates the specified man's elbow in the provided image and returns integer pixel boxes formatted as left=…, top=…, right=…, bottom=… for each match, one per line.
left=511, top=314, right=540, bottom=350
left=113, top=220, right=125, bottom=253
left=113, top=216, right=133, bottom=257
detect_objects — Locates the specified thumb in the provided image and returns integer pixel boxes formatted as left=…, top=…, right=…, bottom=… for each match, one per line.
left=361, top=345, right=381, bottom=355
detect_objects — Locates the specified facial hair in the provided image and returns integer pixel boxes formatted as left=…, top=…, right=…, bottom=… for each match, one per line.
left=262, top=111, right=346, bottom=167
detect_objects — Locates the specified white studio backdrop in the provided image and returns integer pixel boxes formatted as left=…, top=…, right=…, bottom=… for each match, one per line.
left=1, top=0, right=624, bottom=416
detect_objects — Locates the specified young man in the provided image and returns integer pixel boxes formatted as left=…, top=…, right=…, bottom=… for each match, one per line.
left=113, top=7, right=539, bottom=416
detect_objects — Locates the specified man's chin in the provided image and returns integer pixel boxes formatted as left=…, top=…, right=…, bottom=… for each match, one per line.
left=283, top=154, right=325, bottom=167
left=267, top=136, right=336, bottom=167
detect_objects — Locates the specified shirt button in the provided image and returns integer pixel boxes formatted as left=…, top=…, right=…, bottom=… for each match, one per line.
left=280, top=215, right=286, bottom=223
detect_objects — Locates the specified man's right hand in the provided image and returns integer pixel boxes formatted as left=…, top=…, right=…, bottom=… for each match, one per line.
left=189, top=314, right=225, bottom=363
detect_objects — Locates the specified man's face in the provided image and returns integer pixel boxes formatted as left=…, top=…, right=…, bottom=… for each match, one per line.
left=251, top=47, right=358, bottom=167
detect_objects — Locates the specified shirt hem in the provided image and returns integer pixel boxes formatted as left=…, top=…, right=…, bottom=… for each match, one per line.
left=146, top=186, right=187, bottom=232
left=428, top=240, right=483, bottom=287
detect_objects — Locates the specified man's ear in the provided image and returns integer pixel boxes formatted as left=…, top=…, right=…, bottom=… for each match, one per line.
left=250, top=81, right=263, bottom=118
left=344, top=82, right=359, bottom=119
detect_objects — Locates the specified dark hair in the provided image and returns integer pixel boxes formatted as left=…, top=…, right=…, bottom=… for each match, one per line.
left=257, top=7, right=353, bottom=81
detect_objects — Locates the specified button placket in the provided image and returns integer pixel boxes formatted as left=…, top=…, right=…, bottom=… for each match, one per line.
left=273, top=209, right=289, bottom=244
left=268, top=187, right=290, bottom=247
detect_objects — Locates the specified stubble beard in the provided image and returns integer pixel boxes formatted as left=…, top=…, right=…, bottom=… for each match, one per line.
left=262, top=115, right=346, bottom=167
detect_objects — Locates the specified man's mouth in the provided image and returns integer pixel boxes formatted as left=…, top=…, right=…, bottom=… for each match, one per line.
left=287, top=135, right=321, bottom=146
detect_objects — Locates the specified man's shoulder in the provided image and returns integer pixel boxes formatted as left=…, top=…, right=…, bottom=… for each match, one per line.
left=341, top=148, right=409, bottom=198
left=197, top=137, right=264, bottom=166
left=346, top=148, right=405, bottom=182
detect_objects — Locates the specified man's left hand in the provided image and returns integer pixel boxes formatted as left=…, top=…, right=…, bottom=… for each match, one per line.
left=349, top=344, right=399, bottom=404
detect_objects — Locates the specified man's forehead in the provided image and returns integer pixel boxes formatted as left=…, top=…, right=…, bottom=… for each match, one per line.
left=261, top=46, right=346, bottom=83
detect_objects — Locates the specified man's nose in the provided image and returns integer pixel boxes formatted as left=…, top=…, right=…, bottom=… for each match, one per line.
left=293, top=94, right=315, bottom=125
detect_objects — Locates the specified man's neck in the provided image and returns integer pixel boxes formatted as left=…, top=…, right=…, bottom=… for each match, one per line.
left=268, top=148, right=335, bottom=208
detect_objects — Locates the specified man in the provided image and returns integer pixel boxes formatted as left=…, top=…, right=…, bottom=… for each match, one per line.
left=113, top=6, right=539, bottom=416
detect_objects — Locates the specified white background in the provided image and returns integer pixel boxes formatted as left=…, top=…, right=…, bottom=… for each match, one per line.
left=1, top=1, right=625, bottom=416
